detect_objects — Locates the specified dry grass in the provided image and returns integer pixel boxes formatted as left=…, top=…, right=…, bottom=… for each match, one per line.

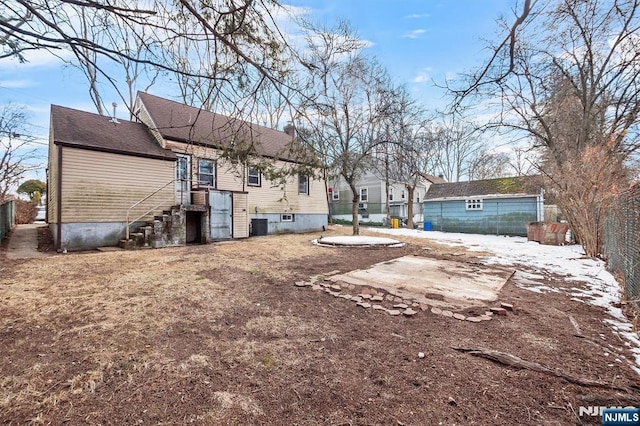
left=5, top=225, right=633, bottom=425
left=3, top=226, right=421, bottom=420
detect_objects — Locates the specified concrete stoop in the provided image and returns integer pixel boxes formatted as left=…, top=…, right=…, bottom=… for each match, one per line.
left=119, top=205, right=187, bottom=250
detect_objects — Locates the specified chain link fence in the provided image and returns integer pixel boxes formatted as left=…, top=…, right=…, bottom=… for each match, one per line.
left=329, top=202, right=425, bottom=227
left=0, top=199, right=16, bottom=243
left=604, top=185, right=640, bottom=312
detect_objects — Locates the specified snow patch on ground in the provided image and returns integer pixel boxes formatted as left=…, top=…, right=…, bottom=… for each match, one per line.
left=313, top=235, right=405, bottom=248
left=512, top=270, right=560, bottom=294
left=368, top=227, right=640, bottom=373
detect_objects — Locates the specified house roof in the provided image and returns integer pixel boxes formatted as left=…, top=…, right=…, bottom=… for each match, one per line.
left=50, top=105, right=176, bottom=161
left=420, top=174, right=447, bottom=184
left=424, top=176, right=540, bottom=200
left=137, top=92, right=300, bottom=161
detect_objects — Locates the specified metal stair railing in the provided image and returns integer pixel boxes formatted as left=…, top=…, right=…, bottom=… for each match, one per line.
left=125, top=179, right=212, bottom=240
left=125, top=178, right=182, bottom=240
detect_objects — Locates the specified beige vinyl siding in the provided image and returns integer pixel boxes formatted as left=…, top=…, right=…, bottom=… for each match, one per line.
left=232, top=192, right=248, bottom=238
left=165, top=141, right=328, bottom=214
left=247, top=168, right=328, bottom=215
left=60, top=147, right=175, bottom=223
left=165, top=141, right=244, bottom=192
left=216, top=162, right=245, bottom=191
left=47, top=137, right=59, bottom=224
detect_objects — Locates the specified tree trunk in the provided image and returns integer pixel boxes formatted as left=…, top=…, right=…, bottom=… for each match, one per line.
left=348, top=179, right=360, bottom=235
left=384, top=147, right=391, bottom=228
left=324, top=168, right=334, bottom=225
left=561, top=200, right=604, bottom=257
left=385, top=182, right=391, bottom=228
left=406, top=185, right=415, bottom=229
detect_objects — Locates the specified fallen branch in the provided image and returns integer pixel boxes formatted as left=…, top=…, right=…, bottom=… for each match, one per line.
left=568, top=315, right=583, bottom=337
left=451, top=347, right=638, bottom=393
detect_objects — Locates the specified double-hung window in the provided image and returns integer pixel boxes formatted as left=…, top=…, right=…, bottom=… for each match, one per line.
left=359, top=188, right=368, bottom=202
left=248, top=168, right=261, bottom=187
left=298, top=174, right=309, bottom=195
left=198, top=159, right=216, bottom=188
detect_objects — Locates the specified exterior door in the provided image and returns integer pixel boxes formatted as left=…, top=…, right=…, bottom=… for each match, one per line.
left=232, top=192, right=249, bottom=238
left=209, top=190, right=232, bottom=240
left=175, top=154, right=191, bottom=205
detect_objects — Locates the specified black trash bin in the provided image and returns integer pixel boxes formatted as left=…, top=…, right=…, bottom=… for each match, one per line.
left=251, top=218, right=268, bottom=236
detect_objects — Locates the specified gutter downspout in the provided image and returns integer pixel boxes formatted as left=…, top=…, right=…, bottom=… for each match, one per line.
left=56, top=145, right=63, bottom=251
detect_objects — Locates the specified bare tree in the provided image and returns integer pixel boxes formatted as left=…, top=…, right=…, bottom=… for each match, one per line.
left=299, top=22, right=392, bottom=235
left=380, top=85, right=436, bottom=228
left=509, top=146, right=537, bottom=176
left=432, top=117, right=480, bottom=182
left=467, top=148, right=511, bottom=180
left=0, top=104, right=39, bottom=202
left=1, top=0, right=300, bottom=117
left=450, top=0, right=640, bottom=256
left=64, top=6, right=106, bottom=114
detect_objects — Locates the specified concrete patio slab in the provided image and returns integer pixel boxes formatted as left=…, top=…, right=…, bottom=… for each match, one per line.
left=328, top=255, right=512, bottom=309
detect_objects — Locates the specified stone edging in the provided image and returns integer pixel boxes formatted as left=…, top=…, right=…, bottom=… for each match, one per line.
left=294, top=272, right=515, bottom=322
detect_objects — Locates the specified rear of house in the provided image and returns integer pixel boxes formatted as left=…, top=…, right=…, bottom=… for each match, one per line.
left=423, top=177, right=544, bottom=236
left=48, top=105, right=177, bottom=251
left=48, top=94, right=328, bottom=251
left=136, top=92, right=328, bottom=238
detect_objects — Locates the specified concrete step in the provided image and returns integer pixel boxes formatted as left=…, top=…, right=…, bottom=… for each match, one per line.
left=129, top=232, right=146, bottom=247
left=119, top=239, right=136, bottom=250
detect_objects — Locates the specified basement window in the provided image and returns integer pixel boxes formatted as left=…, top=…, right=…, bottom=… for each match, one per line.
left=465, top=198, right=483, bottom=211
left=281, top=213, right=294, bottom=222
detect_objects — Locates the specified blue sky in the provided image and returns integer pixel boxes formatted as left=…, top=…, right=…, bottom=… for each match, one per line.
left=289, top=0, right=513, bottom=101
left=0, top=0, right=516, bottom=180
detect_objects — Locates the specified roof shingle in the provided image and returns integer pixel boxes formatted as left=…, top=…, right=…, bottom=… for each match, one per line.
left=137, top=92, right=298, bottom=161
left=424, top=176, right=540, bottom=200
left=50, top=105, right=176, bottom=161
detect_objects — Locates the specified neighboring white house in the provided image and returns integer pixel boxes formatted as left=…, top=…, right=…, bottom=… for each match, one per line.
left=329, top=172, right=446, bottom=225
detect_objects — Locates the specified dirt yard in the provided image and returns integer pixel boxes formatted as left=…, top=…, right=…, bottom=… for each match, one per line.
left=1, top=226, right=639, bottom=425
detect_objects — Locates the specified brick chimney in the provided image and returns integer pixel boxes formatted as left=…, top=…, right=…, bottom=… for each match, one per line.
left=283, top=122, right=295, bottom=137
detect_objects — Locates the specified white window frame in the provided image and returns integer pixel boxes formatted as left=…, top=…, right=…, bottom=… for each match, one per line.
left=359, top=187, right=368, bottom=202
left=401, top=189, right=406, bottom=200
left=388, top=187, right=394, bottom=201
left=281, top=213, right=294, bottom=222
left=298, top=174, right=309, bottom=195
left=332, top=188, right=339, bottom=201
left=198, top=158, right=216, bottom=188
left=465, top=198, right=484, bottom=211
left=247, top=168, right=261, bottom=187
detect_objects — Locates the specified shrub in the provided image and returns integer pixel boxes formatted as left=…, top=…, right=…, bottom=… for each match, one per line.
left=15, top=199, right=37, bottom=224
